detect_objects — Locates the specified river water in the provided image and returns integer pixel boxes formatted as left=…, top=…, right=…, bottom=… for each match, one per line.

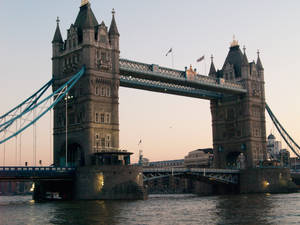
left=0, top=193, right=300, bottom=225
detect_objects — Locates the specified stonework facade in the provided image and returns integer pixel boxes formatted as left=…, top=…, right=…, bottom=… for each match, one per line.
left=52, top=3, right=120, bottom=167
left=210, top=42, right=267, bottom=168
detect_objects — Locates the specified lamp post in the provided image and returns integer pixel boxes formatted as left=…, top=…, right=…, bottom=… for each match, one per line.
left=65, top=92, right=73, bottom=167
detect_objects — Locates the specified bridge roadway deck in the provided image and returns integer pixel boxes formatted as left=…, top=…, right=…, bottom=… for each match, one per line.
left=119, top=58, right=247, bottom=99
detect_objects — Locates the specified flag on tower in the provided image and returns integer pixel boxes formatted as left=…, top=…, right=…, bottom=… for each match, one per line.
left=165, top=48, right=173, bottom=56
left=197, top=55, right=205, bottom=62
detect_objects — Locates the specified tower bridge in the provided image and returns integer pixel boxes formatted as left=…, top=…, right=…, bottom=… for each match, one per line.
left=0, top=1, right=298, bottom=200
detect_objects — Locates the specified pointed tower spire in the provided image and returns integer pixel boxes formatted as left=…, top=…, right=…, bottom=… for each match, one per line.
left=256, top=49, right=264, bottom=70
left=109, top=8, right=120, bottom=36
left=209, top=54, right=216, bottom=76
left=74, top=1, right=98, bottom=30
left=52, top=17, right=63, bottom=43
left=242, top=45, right=249, bottom=65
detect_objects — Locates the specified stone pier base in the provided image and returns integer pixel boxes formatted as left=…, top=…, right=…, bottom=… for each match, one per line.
left=74, top=165, right=146, bottom=200
left=240, top=168, right=297, bottom=193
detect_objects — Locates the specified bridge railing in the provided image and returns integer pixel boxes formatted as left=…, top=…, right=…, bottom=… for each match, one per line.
left=143, top=167, right=240, bottom=174
left=0, top=167, right=75, bottom=172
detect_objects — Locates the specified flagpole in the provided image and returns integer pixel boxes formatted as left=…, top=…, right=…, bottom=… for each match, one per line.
left=204, top=56, right=207, bottom=75
left=171, top=49, right=174, bottom=68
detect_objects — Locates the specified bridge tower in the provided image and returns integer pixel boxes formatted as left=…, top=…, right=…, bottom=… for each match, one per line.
left=210, top=40, right=267, bottom=168
left=52, top=2, right=120, bottom=167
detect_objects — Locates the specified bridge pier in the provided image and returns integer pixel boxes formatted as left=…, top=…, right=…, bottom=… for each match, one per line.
left=240, top=168, right=297, bottom=193
left=74, top=165, right=146, bottom=200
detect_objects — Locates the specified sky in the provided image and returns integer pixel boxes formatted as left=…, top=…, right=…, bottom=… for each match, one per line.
left=0, top=0, right=300, bottom=165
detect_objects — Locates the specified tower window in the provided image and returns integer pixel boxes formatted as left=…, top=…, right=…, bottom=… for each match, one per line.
left=101, top=87, right=105, bottom=96
left=106, top=135, right=111, bottom=147
left=101, top=52, right=107, bottom=62
left=101, top=138, right=105, bottom=147
left=100, top=113, right=105, bottom=123
left=95, top=86, right=99, bottom=95
left=106, top=114, right=110, bottom=123
left=95, top=113, right=99, bottom=123
left=106, top=87, right=111, bottom=97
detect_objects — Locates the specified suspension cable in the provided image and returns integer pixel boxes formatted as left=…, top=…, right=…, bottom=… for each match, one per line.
left=266, top=103, right=300, bottom=158
left=0, top=66, right=85, bottom=145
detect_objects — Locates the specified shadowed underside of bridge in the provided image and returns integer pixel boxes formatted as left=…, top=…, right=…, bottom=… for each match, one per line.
left=142, top=168, right=240, bottom=184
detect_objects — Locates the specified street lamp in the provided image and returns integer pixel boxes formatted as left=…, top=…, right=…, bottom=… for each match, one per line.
left=65, top=92, right=73, bottom=167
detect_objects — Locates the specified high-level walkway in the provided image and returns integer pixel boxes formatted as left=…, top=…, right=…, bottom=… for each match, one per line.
left=119, top=58, right=247, bottom=99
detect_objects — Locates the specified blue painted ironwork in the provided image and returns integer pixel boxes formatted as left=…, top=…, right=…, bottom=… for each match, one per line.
left=0, top=166, right=75, bottom=181
left=120, top=75, right=223, bottom=100
left=266, top=103, right=300, bottom=158
left=0, top=79, right=53, bottom=132
left=0, top=67, right=85, bottom=145
left=119, top=58, right=247, bottom=96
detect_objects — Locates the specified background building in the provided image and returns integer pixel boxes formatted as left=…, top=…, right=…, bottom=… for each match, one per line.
left=267, top=134, right=282, bottom=160
left=184, top=148, right=213, bottom=168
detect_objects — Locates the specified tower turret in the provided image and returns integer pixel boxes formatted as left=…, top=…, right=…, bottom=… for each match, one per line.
left=208, top=55, right=216, bottom=77
left=256, top=50, right=264, bottom=82
left=256, top=50, right=264, bottom=71
left=109, top=9, right=120, bottom=74
left=52, top=17, right=63, bottom=77
left=52, top=17, right=63, bottom=55
left=241, top=46, right=250, bottom=79
left=109, top=9, right=120, bottom=49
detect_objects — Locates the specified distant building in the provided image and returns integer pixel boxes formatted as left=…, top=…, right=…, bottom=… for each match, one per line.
left=146, top=159, right=184, bottom=168
left=290, top=157, right=300, bottom=170
left=279, top=149, right=290, bottom=167
left=184, top=148, right=213, bottom=168
left=267, top=134, right=282, bottom=160
left=0, top=182, right=32, bottom=195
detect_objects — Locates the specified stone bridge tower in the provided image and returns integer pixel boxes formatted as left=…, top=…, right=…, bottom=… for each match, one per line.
left=210, top=40, right=267, bottom=168
left=52, top=2, right=120, bottom=167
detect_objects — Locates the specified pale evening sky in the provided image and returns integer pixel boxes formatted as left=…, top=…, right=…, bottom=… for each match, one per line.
left=0, top=0, right=300, bottom=165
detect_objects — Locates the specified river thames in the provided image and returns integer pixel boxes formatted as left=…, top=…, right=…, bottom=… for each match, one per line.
left=0, top=193, right=300, bottom=225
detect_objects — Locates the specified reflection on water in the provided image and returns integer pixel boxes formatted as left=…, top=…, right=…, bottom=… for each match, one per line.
left=0, top=193, right=300, bottom=225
